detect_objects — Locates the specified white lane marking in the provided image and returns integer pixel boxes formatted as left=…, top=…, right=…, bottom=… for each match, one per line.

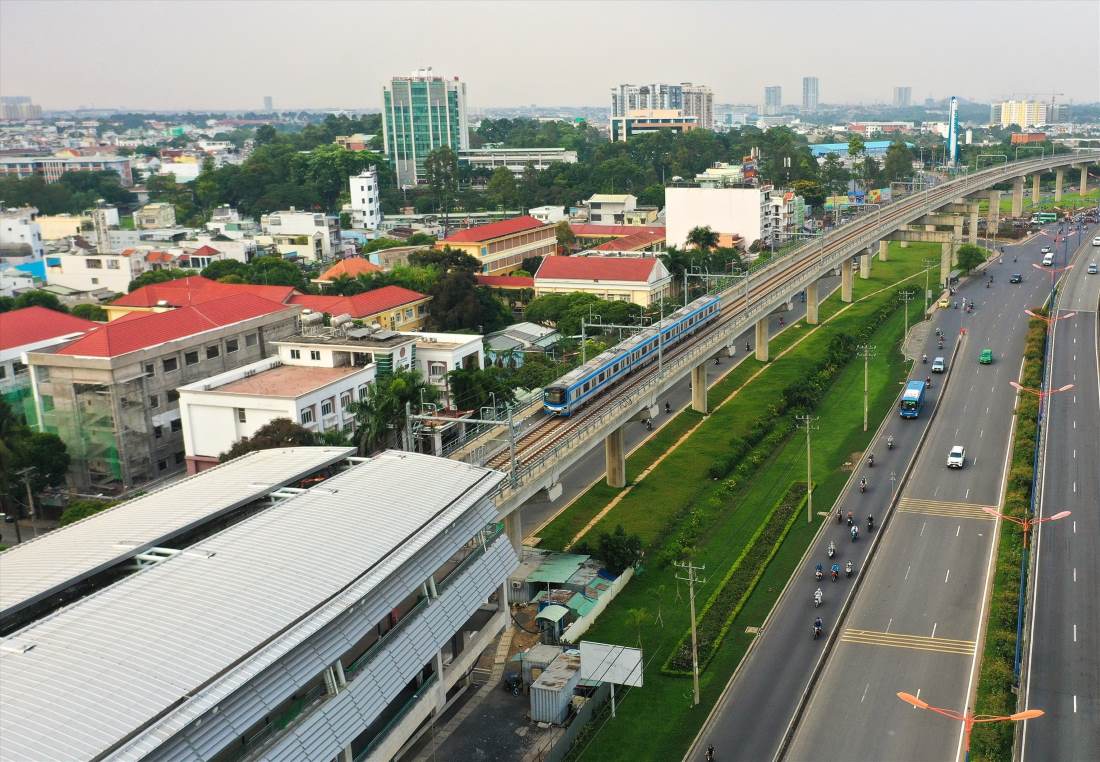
left=914, top=688, right=921, bottom=706
left=1073, top=568, right=1077, bottom=582
left=1074, top=482, right=1077, bottom=493
left=1075, top=695, right=1078, bottom=713
left=956, top=525, right=961, bottom=537
left=985, top=407, right=989, bottom=415
left=904, top=565, right=911, bottom=581
left=1074, top=521, right=1077, bottom=534
left=920, top=522, right=927, bottom=537
left=955, top=427, right=960, bottom=437
left=887, top=618, right=894, bottom=633
left=1074, top=449, right=1077, bottom=458
left=932, top=622, right=938, bottom=639
left=1074, top=624, right=1077, bottom=643
left=861, top=683, right=870, bottom=703
left=945, top=570, right=951, bottom=584
left=934, top=486, right=941, bottom=497
left=965, top=488, right=971, bottom=500
left=980, top=429, right=984, bottom=439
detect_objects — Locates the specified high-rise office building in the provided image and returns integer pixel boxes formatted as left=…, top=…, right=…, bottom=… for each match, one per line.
left=763, top=86, right=782, bottom=116
left=802, top=77, right=820, bottom=112
left=263, top=96, right=273, bottom=112
left=1047, top=103, right=1069, bottom=123
left=0, top=96, right=42, bottom=121
left=382, top=68, right=469, bottom=187
left=611, top=83, right=713, bottom=129
left=893, top=87, right=912, bottom=108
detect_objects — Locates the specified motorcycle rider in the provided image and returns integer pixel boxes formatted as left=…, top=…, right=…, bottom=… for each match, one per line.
left=815, top=563, right=824, bottom=581
left=867, top=514, right=874, bottom=531
left=814, top=588, right=823, bottom=607
left=665, top=401, right=671, bottom=414
left=831, top=562, right=840, bottom=581
left=845, top=560, right=854, bottom=577
left=836, top=507, right=843, bottom=524
left=851, top=525, right=859, bottom=541
left=706, top=745, right=715, bottom=762
left=867, top=453, right=874, bottom=467
left=859, top=477, right=867, bottom=493
left=813, top=617, right=823, bottom=639
left=847, top=511, right=854, bottom=526
left=922, top=353, right=928, bottom=364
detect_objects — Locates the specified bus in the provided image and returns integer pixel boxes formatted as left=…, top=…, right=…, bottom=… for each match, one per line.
left=899, top=379, right=926, bottom=418
left=1031, top=212, right=1058, bottom=224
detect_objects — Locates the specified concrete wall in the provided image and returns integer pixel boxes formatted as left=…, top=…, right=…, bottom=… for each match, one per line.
left=666, top=186, right=767, bottom=247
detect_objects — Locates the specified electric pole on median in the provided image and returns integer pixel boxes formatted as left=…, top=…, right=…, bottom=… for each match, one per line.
left=899, top=290, right=916, bottom=349
left=674, top=560, right=707, bottom=707
left=16, top=466, right=37, bottom=539
left=857, top=344, right=877, bottom=432
left=795, top=414, right=819, bottom=523
left=922, top=257, right=935, bottom=312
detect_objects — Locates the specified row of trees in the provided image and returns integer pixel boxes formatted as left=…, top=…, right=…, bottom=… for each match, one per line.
left=0, top=400, right=70, bottom=542
left=0, top=289, right=105, bottom=321
left=0, top=170, right=135, bottom=216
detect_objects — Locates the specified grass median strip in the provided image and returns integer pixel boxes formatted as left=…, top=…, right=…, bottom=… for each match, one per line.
left=557, top=259, right=927, bottom=761
left=969, top=313, right=1046, bottom=761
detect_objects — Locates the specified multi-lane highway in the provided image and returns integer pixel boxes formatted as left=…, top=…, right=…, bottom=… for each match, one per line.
left=779, top=229, right=1072, bottom=761
left=1022, top=224, right=1100, bottom=759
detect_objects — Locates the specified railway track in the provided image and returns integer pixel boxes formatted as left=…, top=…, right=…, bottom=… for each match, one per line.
left=478, top=155, right=1100, bottom=474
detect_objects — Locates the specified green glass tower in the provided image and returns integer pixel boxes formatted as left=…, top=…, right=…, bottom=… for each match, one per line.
left=382, top=68, right=469, bottom=187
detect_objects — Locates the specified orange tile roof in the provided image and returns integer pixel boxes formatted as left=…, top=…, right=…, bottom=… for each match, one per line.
left=443, top=215, right=546, bottom=243
left=593, top=229, right=666, bottom=251
left=288, top=285, right=428, bottom=318
left=0, top=307, right=98, bottom=351
left=570, top=224, right=665, bottom=238
left=535, top=255, right=659, bottom=283
left=111, top=276, right=298, bottom=308
left=319, top=257, right=382, bottom=280
left=475, top=275, right=534, bottom=288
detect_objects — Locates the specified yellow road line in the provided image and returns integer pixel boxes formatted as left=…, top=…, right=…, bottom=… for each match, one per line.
left=841, top=628, right=976, bottom=655
left=896, top=497, right=995, bottom=520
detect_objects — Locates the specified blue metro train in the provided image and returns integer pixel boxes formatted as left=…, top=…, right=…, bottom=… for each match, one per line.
left=543, top=295, right=722, bottom=416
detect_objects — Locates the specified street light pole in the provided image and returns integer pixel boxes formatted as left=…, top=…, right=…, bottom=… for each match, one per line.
left=796, top=414, right=818, bottom=523
left=857, top=344, right=877, bottom=431
left=896, top=692, right=1044, bottom=762
left=674, top=560, right=707, bottom=707
left=899, top=290, right=916, bottom=348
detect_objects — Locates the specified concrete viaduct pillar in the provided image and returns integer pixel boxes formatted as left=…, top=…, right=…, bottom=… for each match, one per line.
left=841, top=260, right=854, bottom=303
left=860, top=248, right=873, bottom=279
left=940, top=242, right=952, bottom=288
left=604, top=425, right=626, bottom=488
left=1012, top=177, right=1025, bottom=217
left=968, top=203, right=980, bottom=245
left=691, top=362, right=708, bottom=414
left=952, top=223, right=962, bottom=266
left=1032, top=174, right=1041, bottom=208
left=505, top=511, right=523, bottom=554
left=1081, top=165, right=1090, bottom=196
left=878, top=239, right=889, bottom=262
left=1055, top=169, right=1064, bottom=202
left=805, top=281, right=819, bottom=325
left=988, top=190, right=1001, bottom=234
left=754, top=318, right=769, bottom=362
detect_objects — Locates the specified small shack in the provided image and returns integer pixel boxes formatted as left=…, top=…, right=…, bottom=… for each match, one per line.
left=530, top=651, right=582, bottom=725
left=535, top=604, right=571, bottom=645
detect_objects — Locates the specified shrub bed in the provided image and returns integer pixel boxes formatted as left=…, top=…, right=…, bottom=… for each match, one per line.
left=969, top=312, right=1047, bottom=760
left=663, top=482, right=806, bottom=675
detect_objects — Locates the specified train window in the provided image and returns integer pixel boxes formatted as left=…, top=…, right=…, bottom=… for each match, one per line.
left=545, top=388, right=565, bottom=404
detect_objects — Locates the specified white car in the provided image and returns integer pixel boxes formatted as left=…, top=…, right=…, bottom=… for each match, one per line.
left=1089, top=263, right=1098, bottom=275
left=932, top=357, right=946, bottom=373
left=947, top=445, right=966, bottom=469
left=1092, top=236, right=1100, bottom=246
left=1040, top=246, right=1052, bottom=255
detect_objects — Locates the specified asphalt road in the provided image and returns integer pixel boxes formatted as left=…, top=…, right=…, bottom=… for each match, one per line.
left=518, top=273, right=841, bottom=542
left=781, top=229, right=1068, bottom=761
left=1022, top=225, right=1100, bottom=760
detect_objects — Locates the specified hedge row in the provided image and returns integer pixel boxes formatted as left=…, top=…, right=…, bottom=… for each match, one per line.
left=663, top=483, right=807, bottom=675
left=969, top=312, right=1047, bottom=761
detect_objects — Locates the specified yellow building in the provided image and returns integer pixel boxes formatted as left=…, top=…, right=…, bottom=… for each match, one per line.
left=437, top=215, right=555, bottom=275
left=533, top=255, right=672, bottom=307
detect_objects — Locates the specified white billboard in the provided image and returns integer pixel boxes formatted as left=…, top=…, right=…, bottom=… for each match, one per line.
left=580, top=641, right=643, bottom=688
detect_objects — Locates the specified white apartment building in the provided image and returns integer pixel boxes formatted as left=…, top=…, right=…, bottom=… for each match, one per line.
left=695, top=162, right=746, bottom=188
left=529, top=205, right=568, bottom=224
left=411, top=332, right=484, bottom=389
left=347, top=166, right=383, bottom=230
left=134, top=202, right=177, bottom=229
left=458, top=147, right=578, bottom=177
left=0, top=206, right=45, bottom=264
left=990, top=100, right=1048, bottom=128
left=666, top=185, right=776, bottom=249
left=178, top=235, right=257, bottom=264
left=583, top=194, right=637, bottom=225
left=261, top=208, right=341, bottom=261
left=0, top=268, right=36, bottom=298
left=177, top=350, right=377, bottom=472
left=44, top=247, right=148, bottom=293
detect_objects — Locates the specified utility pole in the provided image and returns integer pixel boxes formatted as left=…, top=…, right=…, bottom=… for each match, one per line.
left=899, top=290, right=916, bottom=348
left=857, top=344, right=877, bottom=432
left=16, top=467, right=37, bottom=539
left=674, top=559, right=707, bottom=706
left=795, top=415, right=819, bottom=523
left=923, top=257, right=935, bottom=312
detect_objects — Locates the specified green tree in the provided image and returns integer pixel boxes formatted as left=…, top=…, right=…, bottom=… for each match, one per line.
left=59, top=498, right=118, bottom=527
left=792, top=179, right=826, bottom=210
left=554, top=221, right=575, bottom=253
left=200, top=259, right=252, bottom=281
left=0, top=400, right=70, bottom=523
left=424, top=146, right=459, bottom=233
left=519, top=164, right=541, bottom=208
left=9, top=290, right=68, bottom=313
left=446, top=367, right=517, bottom=411
left=956, top=244, right=987, bottom=272
left=820, top=153, right=850, bottom=195
left=595, top=525, right=643, bottom=575
left=686, top=225, right=720, bottom=252
left=70, top=303, right=107, bottom=321
left=847, top=134, right=866, bottom=159
left=218, top=418, right=317, bottom=462
left=486, top=167, right=518, bottom=209
left=883, top=141, right=915, bottom=183
left=248, top=256, right=308, bottom=290
left=349, top=370, right=438, bottom=454
left=128, top=268, right=197, bottom=292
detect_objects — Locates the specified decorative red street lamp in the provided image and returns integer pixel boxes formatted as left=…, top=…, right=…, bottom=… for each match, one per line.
left=982, top=506, right=1071, bottom=547
left=896, top=692, right=1044, bottom=762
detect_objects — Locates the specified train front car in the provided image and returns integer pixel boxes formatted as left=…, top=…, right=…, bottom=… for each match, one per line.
left=543, top=384, right=570, bottom=415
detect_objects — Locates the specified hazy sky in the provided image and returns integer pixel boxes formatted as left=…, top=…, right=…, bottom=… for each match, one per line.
left=2, top=0, right=1097, bottom=111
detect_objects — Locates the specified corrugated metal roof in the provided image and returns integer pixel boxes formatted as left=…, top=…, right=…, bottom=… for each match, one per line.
left=0, top=447, right=355, bottom=621
left=0, top=451, right=503, bottom=762
left=526, top=553, right=590, bottom=583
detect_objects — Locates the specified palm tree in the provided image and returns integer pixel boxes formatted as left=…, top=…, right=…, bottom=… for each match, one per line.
left=686, top=225, right=720, bottom=252
left=350, top=370, right=439, bottom=455
left=659, top=246, right=692, bottom=301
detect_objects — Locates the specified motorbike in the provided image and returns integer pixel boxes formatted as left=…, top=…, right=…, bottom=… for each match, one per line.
left=714, top=356, right=720, bottom=366
left=847, top=511, right=854, bottom=527
left=831, top=563, right=840, bottom=582
left=953, top=301, right=959, bottom=309
left=645, top=418, right=654, bottom=431
left=665, top=401, right=671, bottom=414
left=867, top=515, right=874, bottom=531
left=813, top=622, right=823, bottom=640
left=845, top=560, right=854, bottom=578
left=827, top=541, right=836, bottom=559
left=706, top=746, right=715, bottom=762
left=836, top=508, right=843, bottom=524
left=850, top=525, right=859, bottom=542
left=887, top=435, right=895, bottom=450
left=867, top=454, right=874, bottom=467
left=859, top=479, right=866, bottom=494
left=813, top=588, right=823, bottom=607
left=815, top=563, right=824, bottom=581
left=922, top=354, right=928, bottom=364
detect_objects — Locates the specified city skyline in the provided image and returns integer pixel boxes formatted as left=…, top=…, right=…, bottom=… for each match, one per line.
left=2, top=0, right=1097, bottom=111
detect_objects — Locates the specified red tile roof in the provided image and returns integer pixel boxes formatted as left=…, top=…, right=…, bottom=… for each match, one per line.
left=593, top=228, right=666, bottom=251
left=190, top=245, right=221, bottom=256
left=443, top=215, right=547, bottom=243
left=0, top=307, right=98, bottom=351
left=570, top=224, right=665, bottom=238
left=288, top=285, right=428, bottom=319
left=144, top=251, right=175, bottom=264
left=319, top=257, right=382, bottom=280
left=54, top=294, right=294, bottom=358
left=535, top=255, right=660, bottom=283
left=112, top=276, right=297, bottom=309
left=476, top=274, right=534, bottom=288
